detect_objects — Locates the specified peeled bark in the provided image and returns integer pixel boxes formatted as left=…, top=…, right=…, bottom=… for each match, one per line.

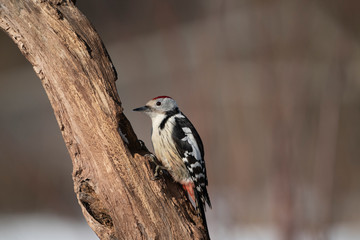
left=0, top=0, right=208, bottom=239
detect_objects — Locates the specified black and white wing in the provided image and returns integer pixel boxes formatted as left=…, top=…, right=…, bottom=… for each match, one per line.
left=171, top=113, right=211, bottom=209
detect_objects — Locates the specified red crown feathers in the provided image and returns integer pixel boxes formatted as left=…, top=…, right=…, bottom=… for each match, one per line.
left=152, top=96, right=172, bottom=100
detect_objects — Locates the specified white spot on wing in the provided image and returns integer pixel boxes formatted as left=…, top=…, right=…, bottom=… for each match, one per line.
left=195, top=173, right=205, bottom=179
left=174, top=113, right=185, bottom=118
left=182, top=127, right=201, bottom=160
left=182, top=127, right=192, bottom=134
left=190, top=162, right=202, bottom=169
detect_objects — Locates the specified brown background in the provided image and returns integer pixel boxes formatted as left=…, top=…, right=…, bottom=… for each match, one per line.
left=1, top=0, right=360, bottom=239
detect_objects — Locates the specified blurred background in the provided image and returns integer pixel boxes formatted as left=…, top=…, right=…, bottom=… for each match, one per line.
left=1, top=0, right=360, bottom=239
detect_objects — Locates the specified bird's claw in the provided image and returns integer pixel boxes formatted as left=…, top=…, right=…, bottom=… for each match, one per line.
left=146, top=153, right=166, bottom=181
left=152, top=165, right=162, bottom=180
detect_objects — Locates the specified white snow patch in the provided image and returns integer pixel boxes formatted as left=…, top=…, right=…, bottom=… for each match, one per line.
left=0, top=213, right=98, bottom=240
left=0, top=213, right=359, bottom=240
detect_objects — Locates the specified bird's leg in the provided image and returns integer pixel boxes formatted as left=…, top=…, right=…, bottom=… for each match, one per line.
left=137, top=139, right=167, bottom=180
left=146, top=153, right=166, bottom=180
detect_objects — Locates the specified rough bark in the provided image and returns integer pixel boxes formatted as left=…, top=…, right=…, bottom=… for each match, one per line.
left=0, top=0, right=208, bottom=239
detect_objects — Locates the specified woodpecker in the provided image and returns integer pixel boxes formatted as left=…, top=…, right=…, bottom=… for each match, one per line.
left=133, top=96, right=211, bottom=237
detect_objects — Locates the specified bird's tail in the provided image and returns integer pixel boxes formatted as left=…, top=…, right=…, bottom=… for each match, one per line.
left=182, top=182, right=211, bottom=239
left=195, top=189, right=210, bottom=240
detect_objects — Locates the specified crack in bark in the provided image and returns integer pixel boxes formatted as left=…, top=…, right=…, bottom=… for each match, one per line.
left=79, top=179, right=114, bottom=228
left=55, top=8, right=63, bottom=20
left=75, top=32, right=93, bottom=58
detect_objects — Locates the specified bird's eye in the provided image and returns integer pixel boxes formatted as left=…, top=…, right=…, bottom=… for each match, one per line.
left=156, top=101, right=161, bottom=106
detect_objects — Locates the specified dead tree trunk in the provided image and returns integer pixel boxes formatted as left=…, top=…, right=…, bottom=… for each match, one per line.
left=0, top=1, right=208, bottom=239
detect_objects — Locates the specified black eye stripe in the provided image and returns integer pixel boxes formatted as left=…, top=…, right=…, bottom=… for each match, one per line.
left=156, top=101, right=161, bottom=106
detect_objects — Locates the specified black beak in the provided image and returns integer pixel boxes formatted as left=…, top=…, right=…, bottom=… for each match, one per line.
left=133, top=106, right=149, bottom=112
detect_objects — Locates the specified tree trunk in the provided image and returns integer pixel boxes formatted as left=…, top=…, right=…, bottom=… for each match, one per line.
left=0, top=1, right=208, bottom=239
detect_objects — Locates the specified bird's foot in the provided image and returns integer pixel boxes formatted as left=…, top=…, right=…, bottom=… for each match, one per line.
left=145, top=153, right=166, bottom=180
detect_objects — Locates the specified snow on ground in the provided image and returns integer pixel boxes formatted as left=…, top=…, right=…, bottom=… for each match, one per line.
left=0, top=213, right=359, bottom=240
left=0, top=214, right=98, bottom=240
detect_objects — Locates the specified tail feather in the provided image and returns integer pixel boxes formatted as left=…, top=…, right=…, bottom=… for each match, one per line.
left=202, top=188, right=212, bottom=209
left=182, top=182, right=211, bottom=239
left=195, top=189, right=210, bottom=240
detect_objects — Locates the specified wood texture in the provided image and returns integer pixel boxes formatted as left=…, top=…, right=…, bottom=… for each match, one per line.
left=0, top=0, right=208, bottom=239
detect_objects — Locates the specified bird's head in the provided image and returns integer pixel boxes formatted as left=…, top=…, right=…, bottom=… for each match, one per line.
left=133, top=96, right=178, bottom=118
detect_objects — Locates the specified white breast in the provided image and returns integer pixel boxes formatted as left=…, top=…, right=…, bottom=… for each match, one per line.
left=151, top=113, right=173, bottom=168
left=150, top=114, right=190, bottom=182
